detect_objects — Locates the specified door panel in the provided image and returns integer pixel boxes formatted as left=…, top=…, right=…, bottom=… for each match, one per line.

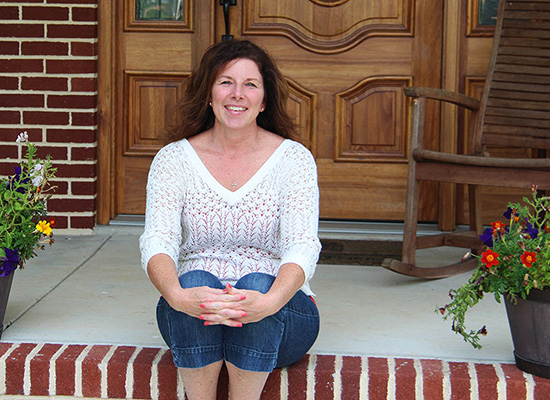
left=232, top=0, right=442, bottom=220
left=112, top=0, right=444, bottom=221
left=114, top=1, right=214, bottom=215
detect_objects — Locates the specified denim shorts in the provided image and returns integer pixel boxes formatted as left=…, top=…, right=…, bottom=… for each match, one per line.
left=156, top=270, right=320, bottom=372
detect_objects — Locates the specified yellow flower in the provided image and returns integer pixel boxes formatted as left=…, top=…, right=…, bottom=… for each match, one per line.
left=36, top=220, right=52, bottom=236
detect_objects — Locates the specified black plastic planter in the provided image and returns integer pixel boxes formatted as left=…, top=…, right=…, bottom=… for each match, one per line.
left=505, top=289, right=550, bottom=379
left=0, top=272, right=15, bottom=340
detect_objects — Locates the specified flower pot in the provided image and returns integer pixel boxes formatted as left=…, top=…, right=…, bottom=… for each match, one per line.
left=0, top=272, right=15, bottom=340
left=504, top=289, right=550, bottom=379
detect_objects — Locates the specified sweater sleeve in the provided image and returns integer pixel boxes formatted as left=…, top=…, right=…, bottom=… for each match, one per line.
left=277, top=143, right=321, bottom=285
left=139, top=143, right=187, bottom=274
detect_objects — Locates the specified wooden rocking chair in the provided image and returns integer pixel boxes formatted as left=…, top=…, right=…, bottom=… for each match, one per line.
left=382, top=0, right=550, bottom=279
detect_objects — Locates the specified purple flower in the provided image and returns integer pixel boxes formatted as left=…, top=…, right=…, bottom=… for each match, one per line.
left=525, top=222, right=539, bottom=239
left=503, top=207, right=516, bottom=220
left=0, top=248, right=19, bottom=277
left=7, top=166, right=30, bottom=194
left=479, top=227, right=494, bottom=247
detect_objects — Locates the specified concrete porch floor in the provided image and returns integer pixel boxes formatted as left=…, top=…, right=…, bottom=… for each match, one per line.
left=6, top=224, right=547, bottom=399
left=2, top=224, right=514, bottom=363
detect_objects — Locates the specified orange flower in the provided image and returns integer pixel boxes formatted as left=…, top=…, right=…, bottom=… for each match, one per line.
left=481, top=249, right=499, bottom=268
left=521, top=251, right=537, bottom=268
left=491, top=221, right=506, bottom=233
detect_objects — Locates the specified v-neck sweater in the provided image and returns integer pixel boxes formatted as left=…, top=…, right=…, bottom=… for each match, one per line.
left=139, top=138, right=321, bottom=296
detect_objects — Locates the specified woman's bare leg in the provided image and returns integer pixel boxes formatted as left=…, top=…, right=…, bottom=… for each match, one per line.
left=226, top=362, right=270, bottom=400
left=179, top=360, right=223, bottom=400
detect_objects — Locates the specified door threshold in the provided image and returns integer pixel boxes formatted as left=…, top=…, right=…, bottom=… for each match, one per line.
left=110, top=215, right=464, bottom=238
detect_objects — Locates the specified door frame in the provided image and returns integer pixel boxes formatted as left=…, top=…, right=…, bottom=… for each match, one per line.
left=96, top=1, right=470, bottom=226
left=97, top=0, right=116, bottom=224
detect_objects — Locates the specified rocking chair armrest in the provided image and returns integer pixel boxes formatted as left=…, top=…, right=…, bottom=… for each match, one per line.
left=413, top=149, right=550, bottom=168
left=404, top=87, right=481, bottom=111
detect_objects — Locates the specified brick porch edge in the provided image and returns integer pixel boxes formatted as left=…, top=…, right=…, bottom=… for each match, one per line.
left=1, top=342, right=550, bottom=399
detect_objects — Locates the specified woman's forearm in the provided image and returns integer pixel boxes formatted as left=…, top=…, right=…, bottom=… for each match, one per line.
left=147, top=253, right=182, bottom=305
left=265, top=262, right=306, bottom=313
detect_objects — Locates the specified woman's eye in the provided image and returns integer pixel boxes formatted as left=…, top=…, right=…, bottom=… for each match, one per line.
left=246, top=82, right=258, bottom=88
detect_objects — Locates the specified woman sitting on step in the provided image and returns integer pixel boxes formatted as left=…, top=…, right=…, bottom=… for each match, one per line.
left=139, top=39, right=321, bottom=400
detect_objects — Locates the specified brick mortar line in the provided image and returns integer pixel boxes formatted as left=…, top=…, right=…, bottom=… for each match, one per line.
left=360, top=356, right=368, bottom=400
left=414, top=358, right=423, bottom=400
left=49, top=343, right=68, bottom=396
left=150, top=348, right=166, bottom=400
left=1, top=20, right=98, bottom=24
left=125, top=346, right=142, bottom=399
left=75, top=345, right=93, bottom=398
left=23, top=343, right=44, bottom=396
left=0, top=107, right=98, bottom=112
left=0, top=71, right=98, bottom=75
left=100, top=346, right=117, bottom=399
left=0, top=3, right=98, bottom=6
left=0, top=91, right=99, bottom=95
left=494, top=363, right=507, bottom=398
left=0, top=344, right=18, bottom=395
left=333, top=355, right=342, bottom=400
left=0, top=56, right=98, bottom=61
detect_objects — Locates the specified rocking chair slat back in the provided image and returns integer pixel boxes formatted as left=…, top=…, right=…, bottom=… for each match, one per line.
left=478, top=0, right=550, bottom=151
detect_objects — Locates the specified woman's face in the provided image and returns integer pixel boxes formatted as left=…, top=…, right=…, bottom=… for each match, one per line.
left=210, top=58, right=265, bottom=133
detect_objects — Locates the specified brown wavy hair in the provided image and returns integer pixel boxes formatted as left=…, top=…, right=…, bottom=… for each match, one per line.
left=165, top=40, right=296, bottom=143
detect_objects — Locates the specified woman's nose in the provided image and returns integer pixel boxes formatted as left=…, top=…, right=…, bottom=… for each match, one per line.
left=231, top=85, right=244, bottom=99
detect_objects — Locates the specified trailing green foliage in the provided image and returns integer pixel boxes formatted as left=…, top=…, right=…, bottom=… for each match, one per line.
left=438, top=187, right=550, bottom=348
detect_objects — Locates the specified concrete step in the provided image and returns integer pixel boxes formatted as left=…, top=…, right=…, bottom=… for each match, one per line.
left=2, top=342, right=549, bottom=399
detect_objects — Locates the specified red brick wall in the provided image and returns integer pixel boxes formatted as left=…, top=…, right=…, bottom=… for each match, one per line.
left=0, top=1, right=98, bottom=232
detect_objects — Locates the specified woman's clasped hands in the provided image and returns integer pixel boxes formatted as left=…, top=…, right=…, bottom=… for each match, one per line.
left=193, top=283, right=277, bottom=328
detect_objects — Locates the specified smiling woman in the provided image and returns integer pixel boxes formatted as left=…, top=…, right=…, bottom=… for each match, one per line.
left=139, top=40, right=321, bottom=400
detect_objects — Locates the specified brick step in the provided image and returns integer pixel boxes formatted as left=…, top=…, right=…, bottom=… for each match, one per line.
left=1, top=342, right=549, bottom=399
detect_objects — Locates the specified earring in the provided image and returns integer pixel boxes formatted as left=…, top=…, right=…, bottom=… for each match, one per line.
left=209, top=102, right=212, bottom=106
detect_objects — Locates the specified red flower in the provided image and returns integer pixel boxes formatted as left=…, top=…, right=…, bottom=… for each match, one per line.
left=481, top=249, right=499, bottom=268
left=491, top=221, right=506, bottom=233
left=48, top=218, right=56, bottom=228
left=521, top=251, right=537, bottom=268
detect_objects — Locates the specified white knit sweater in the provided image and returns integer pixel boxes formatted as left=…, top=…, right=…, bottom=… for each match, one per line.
left=139, top=138, right=321, bottom=296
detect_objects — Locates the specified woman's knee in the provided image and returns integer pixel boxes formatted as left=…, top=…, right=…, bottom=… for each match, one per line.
left=234, top=273, right=275, bottom=293
left=178, top=270, right=223, bottom=289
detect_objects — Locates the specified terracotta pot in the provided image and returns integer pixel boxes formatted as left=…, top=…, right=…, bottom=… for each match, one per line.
left=0, top=272, right=15, bottom=339
left=504, top=289, right=550, bottom=379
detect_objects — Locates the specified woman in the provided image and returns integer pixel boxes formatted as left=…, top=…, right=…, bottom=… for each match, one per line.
left=140, top=39, right=321, bottom=400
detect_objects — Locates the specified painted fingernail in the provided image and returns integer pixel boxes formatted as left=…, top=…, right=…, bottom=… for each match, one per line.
left=204, top=322, right=210, bottom=326
left=242, top=313, right=247, bottom=317
left=227, top=283, right=232, bottom=288
left=237, top=323, right=242, bottom=327
left=240, top=295, right=246, bottom=300
left=200, top=304, right=205, bottom=308
left=199, top=315, right=204, bottom=320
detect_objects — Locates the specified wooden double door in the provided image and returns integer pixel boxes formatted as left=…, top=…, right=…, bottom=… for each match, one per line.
left=98, top=0, right=479, bottom=225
